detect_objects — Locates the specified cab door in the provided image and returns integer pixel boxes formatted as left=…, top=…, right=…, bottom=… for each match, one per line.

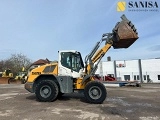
left=58, top=52, right=72, bottom=76
left=70, top=53, right=84, bottom=78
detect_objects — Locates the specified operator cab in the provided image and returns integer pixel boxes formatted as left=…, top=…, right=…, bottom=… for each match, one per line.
left=58, top=50, right=84, bottom=78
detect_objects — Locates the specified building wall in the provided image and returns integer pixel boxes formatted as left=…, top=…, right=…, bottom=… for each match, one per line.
left=96, top=59, right=160, bottom=83
left=141, top=59, right=160, bottom=83
left=116, top=60, right=139, bottom=81
left=96, top=61, right=114, bottom=77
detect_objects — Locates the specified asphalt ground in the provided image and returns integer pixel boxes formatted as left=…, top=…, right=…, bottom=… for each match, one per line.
left=0, top=84, right=160, bottom=120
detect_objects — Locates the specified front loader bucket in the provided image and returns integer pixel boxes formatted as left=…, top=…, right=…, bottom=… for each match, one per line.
left=0, top=77, right=21, bottom=84
left=112, top=14, right=138, bottom=49
left=0, top=77, right=10, bottom=84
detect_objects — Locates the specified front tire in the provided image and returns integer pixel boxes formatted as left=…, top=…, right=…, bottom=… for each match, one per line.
left=35, top=80, right=59, bottom=102
left=57, top=92, right=64, bottom=98
left=84, top=81, right=107, bottom=104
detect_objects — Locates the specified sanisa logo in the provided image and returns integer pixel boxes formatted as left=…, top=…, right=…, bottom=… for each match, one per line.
left=117, top=1, right=159, bottom=12
left=128, top=1, right=158, bottom=8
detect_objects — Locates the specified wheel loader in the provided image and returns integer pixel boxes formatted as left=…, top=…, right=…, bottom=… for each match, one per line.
left=15, top=67, right=27, bottom=84
left=0, top=69, right=14, bottom=84
left=15, top=71, right=27, bottom=83
left=25, top=14, right=138, bottom=104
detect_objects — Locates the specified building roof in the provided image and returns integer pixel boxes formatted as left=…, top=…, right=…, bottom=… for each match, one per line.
left=32, top=58, right=50, bottom=65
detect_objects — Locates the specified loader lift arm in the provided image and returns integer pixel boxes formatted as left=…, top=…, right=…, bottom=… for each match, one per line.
left=84, top=33, right=113, bottom=75
left=83, top=14, right=138, bottom=83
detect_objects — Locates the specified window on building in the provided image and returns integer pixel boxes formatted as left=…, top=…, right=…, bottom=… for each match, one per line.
left=146, top=75, right=152, bottom=83
left=143, top=75, right=146, bottom=80
left=158, top=75, right=160, bottom=80
left=147, top=75, right=150, bottom=80
left=134, top=75, right=140, bottom=80
left=124, top=75, right=130, bottom=81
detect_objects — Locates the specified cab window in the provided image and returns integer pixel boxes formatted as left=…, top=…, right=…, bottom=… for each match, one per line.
left=61, top=52, right=71, bottom=69
left=71, top=54, right=83, bottom=72
left=61, top=52, right=84, bottom=72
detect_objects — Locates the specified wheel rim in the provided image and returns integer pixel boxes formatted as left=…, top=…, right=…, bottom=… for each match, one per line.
left=40, top=85, right=52, bottom=98
left=88, top=86, right=102, bottom=100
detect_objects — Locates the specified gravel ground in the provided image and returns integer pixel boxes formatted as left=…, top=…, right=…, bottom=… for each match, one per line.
left=0, top=84, right=160, bottom=120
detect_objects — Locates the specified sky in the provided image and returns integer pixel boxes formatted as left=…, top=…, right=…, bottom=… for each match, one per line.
left=0, top=0, right=160, bottom=62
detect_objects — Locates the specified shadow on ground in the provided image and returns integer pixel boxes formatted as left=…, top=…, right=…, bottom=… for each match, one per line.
left=26, top=92, right=88, bottom=103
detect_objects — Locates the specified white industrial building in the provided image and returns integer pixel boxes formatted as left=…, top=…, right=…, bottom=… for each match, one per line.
left=96, top=58, right=160, bottom=83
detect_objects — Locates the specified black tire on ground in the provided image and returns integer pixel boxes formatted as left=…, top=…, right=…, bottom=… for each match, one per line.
left=84, top=81, right=107, bottom=104
left=35, top=80, right=59, bottom=102
left=8, top=78, right=11, bottom=84
left=21, top=79, right=25, bottom=84
left=136, top=83, right=141, bottom=87
left=8, top=78, right=14, bottom=84
left=57, top=92, right=64, bottom=98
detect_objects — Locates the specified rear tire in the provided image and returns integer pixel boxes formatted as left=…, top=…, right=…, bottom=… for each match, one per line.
left=84, top=81, right=107, bottom=104
left=35, top=80, right=59, bottom=102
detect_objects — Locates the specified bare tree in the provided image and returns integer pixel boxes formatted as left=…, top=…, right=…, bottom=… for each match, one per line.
left=0, top=60, right=5, bottom=71
left=0, top=60, right=14, bottom=71
left=0, top=53, right=32, bottom=76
